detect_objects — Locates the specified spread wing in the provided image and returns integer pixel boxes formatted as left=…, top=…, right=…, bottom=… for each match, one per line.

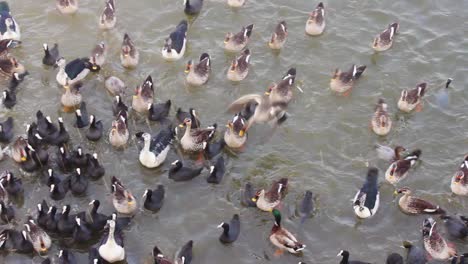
left=227, top=94, right=263, bottom=113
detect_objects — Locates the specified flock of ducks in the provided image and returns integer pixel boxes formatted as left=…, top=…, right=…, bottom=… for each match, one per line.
left=0, top=0, right=465, bottom=263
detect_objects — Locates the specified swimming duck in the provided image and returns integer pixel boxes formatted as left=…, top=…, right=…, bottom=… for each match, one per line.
left=375, top=144, right=406, bottom=162
left=224, top=24, right=254, bottom=52
left=68, top=168, right=88, bottom=195
left=162, top=20, right=188, bottom=61
left=353, top=167, right=380, bottom=219
left=148, top=100, right=171, bottom=122
left=120, top=33, right=139, bottom=68
left=0, top=116, right=13, bottom=143
left=132, top=75, right=154, bottom=113
left=371, top=98, right=392, bottom=136
left=2, top=89, right=15, bottom=109
left=0, top=39, right=20, bottom=57
left=56, top=0, right=78, bottom=15
left=90, top=42, right=107, bottom=66
left=385, top=149, right=422, bottom=184
left=398, top=83, right=427, bottom=113
left=55, top=57, right=100, bottom=86
left=58, top=249, right=77, bottom=264
left=109, top=115, right=129, bottom=147
left=305, top=2, right=325, bottom=36
left=207, top=156, right=225, bottom=184
left=184, top=0, right=203, bottom=15
left=0, top=2, right=20, bottom=41
left=337, top=250, right=370, bottom=264
left=75, top=102, right=89, bottom=128
left=175, top=240, right=193, bottom=264
left=99, top=0, right=116, bottom=30
left=152, top=245, right=173, bottom=264
left=86, top=153, right=105, bottom=180
left=299, top=190, right=314, bottom=223
left=270, top=209, right=305, bottom=255
left=185, top=53, right=211, bottom=86
left=0, top=200, right=14, bottom=223
left=113, top=95, right=128, bottom=116
left=42, top=43, right=60, bottom=66
left=169, top=160, right=203, bottom=182
left=86, top=200, right=108, bottom=231
left=269, top=21, right=287, bottom=50
left=143, top=185, right=165, bottom=212
left=136, top=127, right=176, bottom=169
left=61, top=81, right=82, bottom=110
left=402, top=241, right=426, bottom=264
left=218, top=214, right=240, bottom=244
left=440, top=215, right=468, bottom=239
left=176, top=107, right=201, bottom=129
left=20, top=146, right=41, bottom=173
left=180, top=118, right=216, bottom=152
left=105, top=76, right=126, bottom=96
left=395, top=187, right=445, bottom=215
left=227, top=48, right=250, bottom=81
left=373, top=23, right=399, bottom=52
left=0, top=57, right=25, bottom=77
left=227, top=0, right=246, bottom=8
left=422, top=217, right=456, bottom=260
left=252, top=178, right=288, bottom=212
left=451, top=155, right=468, bottom=196
left=72, top=217, right=92, bottom=243
left=24, top=219, right=51, bottom=254
left=266, top=67, right=296, bottom=105
left=99, top=219, right=125, bottom=263
left=86, top=115, right=103, bottom=141
left=111, top=176, right=137, bottom=215
left=330, top=64, right=366, bottom=95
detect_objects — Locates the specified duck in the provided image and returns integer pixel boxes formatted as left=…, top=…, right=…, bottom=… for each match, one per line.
left=120, top=33, right=139, bottom=68
left=75, top=102, right=89, bottom=128
left=72, top=217, right=92, bottom=243
left=375, top=144, right=406, bottom=162
left=398, top=83, right=427, bottom=113
left=184, top=0, right=203, bottom=15
left=337, top=250, right=370, bottom=264
left=270, top=209, right=305, bottom=254
left=99, top=219, right=125, bottom=263
left=55, top=57, right=100, bottom=86
left=0, top=116, right=13, bottom=143
left=385, top=149, right=422, bottom=184
left=330, top=64, right=366, bottom=95
left=148, top=100, right=171, bottom=122
left=185, top=53, right=211, bottom=86
left=440, top=215, right=468, bottom=239
left=90, top=42, right=107, bottom=67
left=86, top=115, right=103, bottom=141
left=0, top=57, right=25, bottom=77
left=1, top=171, right=22, bottom=196
left=180, top=118, right=216, bottom=152
left=176, top=107, right=200, bottom=129
left=113, top=95, right=128, bottom=116
left=305, top=2, right=325, bottom=36
left=2, top=89, right=15, bottom=109
left=299, top=190, right=314, bottom=223
left=169, top=160, right=203, bottom=182
left=162, top=20, right=188, bottom=61
left=451, top=155, right=468, bottom=196
left=0, top=200, right=14, bottom=223
left=218, top=214, right=240, bottom=243
left=395, top=187, right=445, bottom=215
left=111, top=176, right=137, bottom=215
left=105, top=76, right=126, bottom=96
left=266, top=67, right=296, bottom=105
left=58, top=249, right=77, bottom=264
left=175, top=240, right=193, bottom=264
left=132, top=75, right=154, bottom=113
left=207, top=156, right=225, bottom=184
left=269, top=21, right=288, bottom=50
left=61, top=81, right=83, bottom=110
left=252, top=178, right=288, bottom=212
left=56, top=0, right=78, bottom=15
left=0, top=2, right=20, bottom=41
left=143, top=185, right=165, bottom=212
left=109, top=115, right=129, bottom=147
left=0, top=39, right=20, bottom=57
left=57, top=205, right=75, bottom=235
left=224, top=24, right=254, bottom=52
left=42, top=43, right=60, bottom=66
left=422, top=217, right=456, bottom=260
left=152, top=245, right=173, bottom=264
left=24, top=219, right=52, bottom=254
left=373, top=22, right=399, bottom=51
left=227, top=48, right=250, bottom=81
left=136, top=127, right=176, bottom=169
left=227, top=0, right=245, bottom=7
left=99, top=0, right=116, bottom=30
left=371, top=98, right=392, bottom=136
left=86, top=200, right=108, bottom=231
left=353, top=167, right=380, bottom=219
left=0, top=229, right=33, bottom=253
left=402, top=241, right=427, bottom=264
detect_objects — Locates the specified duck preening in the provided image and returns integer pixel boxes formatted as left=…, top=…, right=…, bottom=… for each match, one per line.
left=353, top=167, right=380, bottom=219
left=224, top=24, right=253, bottom=52
left=422, top=217, right=456, bottom=260
left=305, top=2, right=325, bottom=36
left=162, top=20, right=188, bottom=61
left=270, top=209, right=305, bottom=255
left=136, top=127, right=176, bottom=168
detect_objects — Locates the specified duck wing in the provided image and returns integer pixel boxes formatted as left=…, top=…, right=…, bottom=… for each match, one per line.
left=408, top=197, right=443, bottom=214
left=150, top=127, right=175, bottom=153
left=236, top=49, right=250, bottom=72
left=65, top=58, right=87, bottom=80
left=227, top=94, right=264, bottom=114
left=169, top=21, right=188, bottom=53
left=194, top=53, right=210, bottom=76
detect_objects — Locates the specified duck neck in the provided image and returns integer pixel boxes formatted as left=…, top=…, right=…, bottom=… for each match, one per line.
left=184, top=123, right=192, bottom=137
left=143, top=137, right=151, bottom=152
left=106, top=225, right=117, bottom=246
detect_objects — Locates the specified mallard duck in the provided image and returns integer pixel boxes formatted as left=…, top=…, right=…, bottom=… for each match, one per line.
left=148, top=100, right=171, bottom=122
left=395, top=187, right=445, bottom=215
left=24, top=219, right=51, bottom=254
left=402, top=241, right=426, bottom=264
left=185, top=53, right=211, bottom=86
left=252, top=178, right=288, bottom=212
left=105, top=76, right=126, bottom=96
left=168, top=160, right=203, bottom=182
left=224, top=24, right=254, bottom=52
left=398, top=83, right=427, bottom=113
left=11, top=136, right=27, bottom=163
left=269, top=21, right=288, bottom=50
left=0, top=39, right=20, bottom=57
left=227, top=48, right=250, bottom=81
left=385, top=149, right=421, bottom=184
left=451, top=155, right=468, bottom=196
left=371, top=98, right=392, bottom=136
left=143, top=185, right=165, bottom=212
left=162, top=20, right=188, bottom=61
left=111, top=176, right=137, bottom=215
left=120, top=33, right=139, bottom=68
left=440, top=215, right=468, bottom=239
left=0, top=57, right=25, bottom=77
left=375, top=144, right=406, bottom=162
left=55, top=57, right=99, bottom=86
left=337, top=250, right=370, bottom=264
left=373, top=22, right=399, bottom=52
left=353, top=167, right=380, bottom=219
left=135, top=127, right=176, bottom=168
left=61, top=81, right=83, bottom=110
left=269, top=209, right=305, bottom=254
left=0, top=116, right=13, bottom=143
left=56, top=0, right=78, bottom=15
left=266, top=67, right=296, bottom=105
left=180, top=118, right=216, bottom=152
left=99, top=219, right=125, bottom=263
left=0, top=2, right=20, bottom=41
left=99, top=0, right=116, bottom=30
left=90, top=41, right=107, bottom=66
left=218, top=214, right=240, bottom=244
left=109, top=115, right=129, bottom=147
left=132, top=75, right=154, bottom=113
left=42, top=43, right=60, bottom=66
left=207, top=156, right=225, bottom=184
left=422, top=217, right=456, bottom=260
left=305, top=2, right=325, bottom=36
left=224, top=113, right=247, bottom=149
left=330, top=64, right=366, bottom=94
left=184, top=0, right=203, bottom=15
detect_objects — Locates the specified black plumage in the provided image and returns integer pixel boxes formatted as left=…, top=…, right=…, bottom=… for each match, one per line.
left=86, top=115, right=103, bottom=141
left=85, top=200, right=108, bottom=231
left=0, top=116, right=13, bottom=142
left=0, top=200, right=14, bottom=223
left=148, top=100, right=171, bottom=122
left=2, top=89, right=16, bottom=109
left=143, top=185, right=165, bottom=212
left=86, top=153, right=105, bottom=180
left=207, top=156, right=225, bottom=184
left=75, top=102, right=89, bottom=128
left=68, top=168, right=88, bottom=195
left=184, top=0, right=203, bottom=15
left=299, top=190, right=314, bottom=223
left=386, top=253, right=404, bottom=264
left=441, top=215, right=468, bottom=239
left=242, top=182, right=257, bottom=207
left=42, top=43, right=60, bottom=66
left=168, top=160, right=203, bottom=182
left=1, top=171, right=23, bottom=196
left=164, top=20, right=188, bottom=54
left=218, top=214, right=240, bottom=243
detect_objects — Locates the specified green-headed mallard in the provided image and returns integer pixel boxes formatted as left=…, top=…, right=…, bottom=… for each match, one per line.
left=395, top=187, right=445, bottom=215
left=385, top=149, right=421, bottom=185
left=373, top=23, right=399, bottom=52
left=224, top=113, right=247, bottom=149
left=252, top=178, right=288, bottom=212
left=227, top=48, right=250, bottom=81
left=371, top=98, right=392, bottom=136
left=224, top=24, right=254, bottom=52
left=56, top=0, right=78, bottom=15
left=398, top=82, right=426, bottom=113
left=305, top=2, right=325, bottom=36
left=185, top=53, right=211, bottom=86
left=270, top=209, right=305, bottom=254
left=120, top=33, right=139, bottom=68
left=422, top=217, right=457, bottom=260
left=132, top=75, right=154, bottom=113
left=451, top=154, right=468, bottom=196
left=330, top=64, right=366, bottom=95
left=269, top=21, right=287, bottom=50
left=180, top=118, right=216, bottom=152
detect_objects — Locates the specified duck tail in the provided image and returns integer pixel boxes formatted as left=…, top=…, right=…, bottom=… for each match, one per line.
left=244, top=24, right=254, bottom=38
left=389, top=22, right=399, bottom=33
left=353, top=65, right=366, bottom=80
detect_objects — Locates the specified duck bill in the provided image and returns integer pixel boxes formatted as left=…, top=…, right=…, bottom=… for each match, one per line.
left=185, top=61, right=192, bottom=73
left=238, top=129, right=245, bottom=137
